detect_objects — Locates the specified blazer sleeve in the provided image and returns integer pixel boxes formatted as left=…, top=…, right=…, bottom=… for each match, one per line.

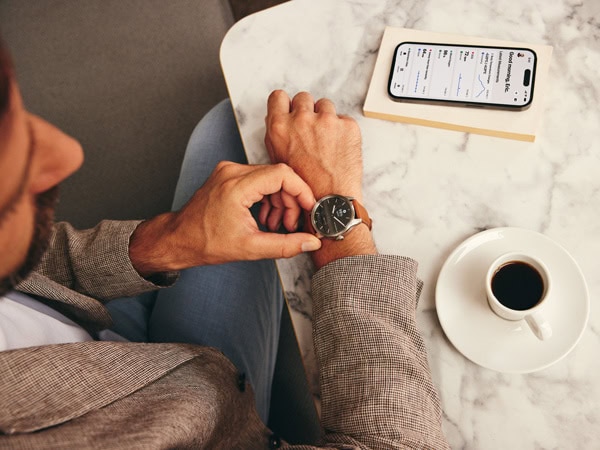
left=29, top=220, right=178, bottom=300
left=309, top=254, right=450, bottom=449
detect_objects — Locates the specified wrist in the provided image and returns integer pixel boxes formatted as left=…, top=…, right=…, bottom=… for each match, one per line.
left=129, top=212, right=179, bottom=278
left=306, top=194, right=375, bottom=269
left=309, top=185, right=363, bottom=203
left=311, top=223, right=377, bottom=270
left=290, top=163, right=362, bottom=201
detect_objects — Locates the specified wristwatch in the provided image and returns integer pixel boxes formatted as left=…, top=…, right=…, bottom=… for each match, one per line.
left=310, top=194, right=372, bottom=240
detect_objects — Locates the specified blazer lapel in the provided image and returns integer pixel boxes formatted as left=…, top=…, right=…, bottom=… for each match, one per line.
left=0, top=341, right=204, bottom=434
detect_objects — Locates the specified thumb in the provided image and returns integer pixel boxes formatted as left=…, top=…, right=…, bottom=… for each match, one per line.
left=248, top=232, right=322, bottom=260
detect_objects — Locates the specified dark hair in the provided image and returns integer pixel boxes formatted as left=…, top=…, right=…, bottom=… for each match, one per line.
left=0, top=37, right=12, bottom=120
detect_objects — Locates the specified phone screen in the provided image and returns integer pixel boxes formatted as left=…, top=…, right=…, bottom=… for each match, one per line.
left=388, top=42, right=537, bottom=109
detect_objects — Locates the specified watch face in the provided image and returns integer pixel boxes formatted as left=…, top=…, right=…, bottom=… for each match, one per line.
left=312, top=196, right=354, bottom=237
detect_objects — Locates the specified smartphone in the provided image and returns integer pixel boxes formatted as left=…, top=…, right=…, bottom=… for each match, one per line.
left=388, top=42, right=537, bottom=110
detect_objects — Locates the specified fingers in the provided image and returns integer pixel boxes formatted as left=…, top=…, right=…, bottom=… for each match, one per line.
left=314, top=97, right=337, bottom=115
left=240, top=163, right=316, bottom=212
left=280, top=190, right=303, bottom=231
left=267, top=90, right=291, bottom=116
left=248, top=231, right=322, bottom=260
left=266, top=191, right=285, bottom=231
left=258, top=197, right=271, bottom=227
left=268, top=89, right=336, bottom=115
left=291, top=92, right=337, bottom=116
left=265, top=90, right=291, bottom=164
left=227, top=162, right=312, bottom=232
left=259, top=191, right=304, bottom=232
left=214, top=161, right=313, bottom=211
left=291, top=91, right=315, bottom=112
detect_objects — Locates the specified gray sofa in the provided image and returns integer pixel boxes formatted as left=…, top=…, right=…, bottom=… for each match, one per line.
left=0, top=0, right=319, bottom=443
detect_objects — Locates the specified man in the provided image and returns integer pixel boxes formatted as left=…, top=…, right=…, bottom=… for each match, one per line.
left=0, top=39, right=449, bottom=448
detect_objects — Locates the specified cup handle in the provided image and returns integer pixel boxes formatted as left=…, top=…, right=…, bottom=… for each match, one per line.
left=525, top=311, right=553, bottom=340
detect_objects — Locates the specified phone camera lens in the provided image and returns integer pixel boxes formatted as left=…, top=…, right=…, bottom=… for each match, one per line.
left=523, top=69, right=531, bottom=87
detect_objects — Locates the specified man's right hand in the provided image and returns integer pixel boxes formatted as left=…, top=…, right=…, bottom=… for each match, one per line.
left=128, top=161, right=322, bottom=278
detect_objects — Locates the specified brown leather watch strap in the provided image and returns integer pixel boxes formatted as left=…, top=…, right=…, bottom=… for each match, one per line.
left=352, top=199, right=372, bottom=230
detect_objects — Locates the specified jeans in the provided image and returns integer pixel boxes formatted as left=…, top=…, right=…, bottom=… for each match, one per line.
left=106, top=100, right=283, bottom=423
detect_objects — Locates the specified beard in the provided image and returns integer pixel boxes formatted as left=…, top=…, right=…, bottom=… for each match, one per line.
left=0, top=186, right=59, bottom=296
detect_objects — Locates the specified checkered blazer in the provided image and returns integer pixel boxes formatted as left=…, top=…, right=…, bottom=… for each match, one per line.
left=1, top=221, right=449, bottom=449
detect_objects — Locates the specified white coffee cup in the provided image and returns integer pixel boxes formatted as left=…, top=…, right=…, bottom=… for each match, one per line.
left=485, top=252, right=552, bottom=340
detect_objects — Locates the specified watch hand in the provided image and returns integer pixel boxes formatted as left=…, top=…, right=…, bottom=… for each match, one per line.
left=334, top=216, right=345, bottom=227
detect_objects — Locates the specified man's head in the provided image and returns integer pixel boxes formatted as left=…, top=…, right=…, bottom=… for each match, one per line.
left=0, top=38, right=83, bottom=295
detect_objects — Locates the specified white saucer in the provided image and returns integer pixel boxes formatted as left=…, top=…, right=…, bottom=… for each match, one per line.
left=435, top=227, right=589, bottom=373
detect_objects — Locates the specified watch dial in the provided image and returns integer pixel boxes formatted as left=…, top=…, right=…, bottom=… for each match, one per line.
left=313, top=196, right=353, bottom=236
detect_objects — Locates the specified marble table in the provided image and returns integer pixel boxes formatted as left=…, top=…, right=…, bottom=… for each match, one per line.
left=220, top=0, right=599, bottom=447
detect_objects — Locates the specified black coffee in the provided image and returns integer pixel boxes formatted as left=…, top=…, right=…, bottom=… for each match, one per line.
left=491, top=261, right=544, bottom=311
